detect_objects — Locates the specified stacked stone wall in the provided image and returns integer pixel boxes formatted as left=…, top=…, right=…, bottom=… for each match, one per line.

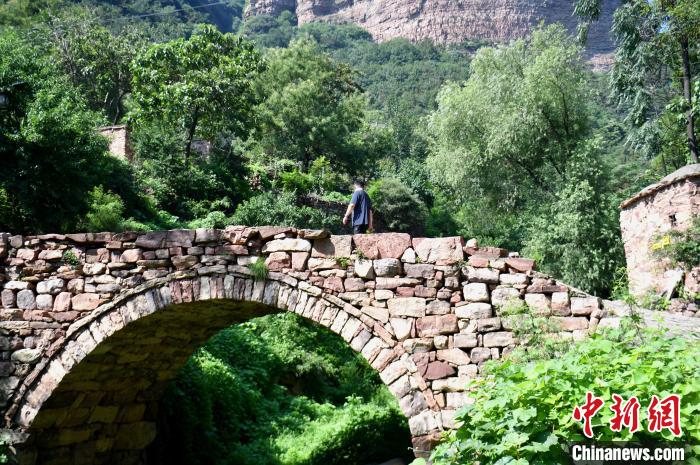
left=0, top=227, right=694, bottom=463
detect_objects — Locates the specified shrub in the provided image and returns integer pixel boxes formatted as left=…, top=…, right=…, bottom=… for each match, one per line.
left=248, top=259, right=269, bottom=281
left=367, top=178, right=427, bottom=235
left=427, top=328, right=700, bottom=465
left=231, top=191, right=334, bottom=230
left=653, top=217, right=700, bottom=270
left=80, top=186, right=126, bottom=232
left=61, top=250, right=79, bottom=267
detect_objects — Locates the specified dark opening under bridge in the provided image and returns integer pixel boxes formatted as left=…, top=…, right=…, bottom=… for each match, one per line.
left=0, top=227, right=698, bottom=465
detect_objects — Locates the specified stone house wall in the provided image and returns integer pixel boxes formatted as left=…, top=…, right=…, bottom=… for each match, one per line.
left=619, top=165, right=700, bottom=298
left=97, top=125, right=132, bottom=161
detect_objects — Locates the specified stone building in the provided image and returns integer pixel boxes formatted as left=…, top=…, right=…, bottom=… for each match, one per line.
left=97, top=125, right=133, bottom=161
left=619, top=164, right=700, bottom=298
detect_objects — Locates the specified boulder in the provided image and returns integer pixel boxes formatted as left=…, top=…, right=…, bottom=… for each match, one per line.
left=312, top=235, right=352, bottom=258
left=262, top=238, right=311, bottom=253
left=374, top=258, right=402, bottom=277
left=353, top=233, right=411, bottom=259
left=413, top=237, right=464, bottom=265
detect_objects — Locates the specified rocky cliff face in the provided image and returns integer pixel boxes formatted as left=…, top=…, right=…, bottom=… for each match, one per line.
left=246, top=0, right=617, bottom=60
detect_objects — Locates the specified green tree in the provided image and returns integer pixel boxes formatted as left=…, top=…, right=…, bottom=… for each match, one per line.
left=367, top=178, right=428, bottom=235
left=0, top=30, right=122, bottom=233
left=576, top=0, right=700, bottom=164
left=47, top=12, right=145, bottom=123
left=252, top=37, right=367, bottom=172
left=130, top=24, right=264, bottom=164
left=427, top=25, right=591, bottom=208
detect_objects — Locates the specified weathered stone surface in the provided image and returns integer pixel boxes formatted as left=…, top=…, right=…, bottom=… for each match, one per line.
left=404, top=263, right=435, bottom=278
left=353, top=233, right=411, bottom=259
left=413, top=237, right=464, bottom=265
left=426, top=300, right=451, bottom=315
left=389, top=317, right=413, bottom=340
left=463, top=283, right=489, bottom=302
left=455, top=302, right=492, bottom=319
left=524, top=293, right=551, bottom=313
left=551, top=292, right=571, bottom=316
left=53, top=292, right=72, bottom=312
left=1, top=289, right=15, bottom=309
left=505, top=257, right=536, bottom=272
left=483, top=331, right=516, bottom=347
left=312, top=235, right=352, bottom=257
left=437, top=348, right=470, bottom=365
left=361, top=306, right=389, bottom=323
left=424, top=361, right=455, bottom=380
left=571, top=297, right=601, bottom=316
left=454, top=333, right=478, bottom=348
left=172, top=255, right=198, bottom=270
left=376, top=277, right=420, bottom=289
left=262, top=238, right=312, bottom=253
left=417, top=314, right=458, bottom=336
left=71, top=293, right=100, bottom=311
left=466, top=267, right=500, bottom=284
left=265, top=252, right=291, bottom=272
left=120, top=249, right=143, bottom=263
left=373, top=258, right=402, bottom=277
left=36, top=294, right=53, bottom=310
left=36, top=279, right=65, bottom=295
left=11, top=348, right=41, bottom=364
left=553, top=316, right=589, bottom=331
left=491, top=287, right=521, bottom=307
left=388, top=297, right=426, bottom=317
left=17, top=290, right=36, bottom=310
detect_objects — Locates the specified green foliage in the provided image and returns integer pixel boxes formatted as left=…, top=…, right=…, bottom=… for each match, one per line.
left=252, top=37, right=367, bottom=172
left=523, top=142, right=625, bottom=295
left=156, top=313, right=412, bottom=465
left=430, top=329, right=700, bottom=465
left=367, top=178, right=427, bottom=235
left=80, top=186, right=125, bottom=232
left=576, top=0, right=699, bottom=164
left=231, top=191, right=334, bottom=230
left=248, top=258, right=269, bottom=281
left=46, top=12, right=145, bottom=123
left=653, top=217, right=700, bottom=270
left=61, top=250, right=79, bottom=267
left=130, top=25, right=264, bottom=162
left=497, top=300, right=567, bottom=363
left=428, top=25, right=590, bottom=209
left=0, top=29, right=137, bottom=233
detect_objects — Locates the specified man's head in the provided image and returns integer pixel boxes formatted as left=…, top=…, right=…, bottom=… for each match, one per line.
left=353, top=179, right=365, bottom=190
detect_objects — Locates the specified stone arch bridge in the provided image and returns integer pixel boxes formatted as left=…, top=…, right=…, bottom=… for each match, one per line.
left=0, top=227, right=697, bottom=465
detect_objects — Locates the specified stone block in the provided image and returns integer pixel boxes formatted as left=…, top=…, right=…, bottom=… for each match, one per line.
left=72, top=293, right=100, bottom=311
left=353, top=233, right=411, bottom=259
left=505, top=257, right=536, bottom=272
left=463, top=283, right=489, bottom=302
left=1, top=290, right=15, bottom=309
left=388, top=297, right=427, bottom=317
left=373, top=258, right=402, bottom=277
left=17, top=290, right=36, bottom=310
left=413, top=236, right=464, bottom=265
left=571, top=297, right=601, bottom=316
left=416, top=314, right=458, bottom=336
left=455, top=302, right=492, bottom=319
left=491, top=287, right=521, bottom=307
left=362, top=306, right=389, bottom=323
left=312, top=235, right=352, bottom=257
left=454, top=333, right=478, bottom=348
left=436, top=348, right=470, bottom=365
left=262, top=238, right=311, bottom=253
left=483, top=331, right=515, bottom=347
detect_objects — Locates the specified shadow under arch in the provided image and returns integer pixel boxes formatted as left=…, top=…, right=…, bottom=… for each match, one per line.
left=14, top=271, right=408, bottom=465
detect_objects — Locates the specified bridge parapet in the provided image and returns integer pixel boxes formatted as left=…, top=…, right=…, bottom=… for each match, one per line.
left=0, top=227, right=694, bottom=463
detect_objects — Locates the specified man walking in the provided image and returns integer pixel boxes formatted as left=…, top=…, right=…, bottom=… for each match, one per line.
left=343, top=180, right=373, bottom=234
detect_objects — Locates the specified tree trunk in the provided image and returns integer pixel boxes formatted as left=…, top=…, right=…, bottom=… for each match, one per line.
left=680, top=36, right=698, bottom=164
left=184, top=107, right=200, bottom=167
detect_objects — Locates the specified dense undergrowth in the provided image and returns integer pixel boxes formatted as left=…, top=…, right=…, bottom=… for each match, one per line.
left=149, top=313, right=412, bottom=465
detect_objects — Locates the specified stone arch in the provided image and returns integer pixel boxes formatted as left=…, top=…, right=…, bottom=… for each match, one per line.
left=10, top=270, right=418, bottom=465
left=4, top=227, right=697, bottom=465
